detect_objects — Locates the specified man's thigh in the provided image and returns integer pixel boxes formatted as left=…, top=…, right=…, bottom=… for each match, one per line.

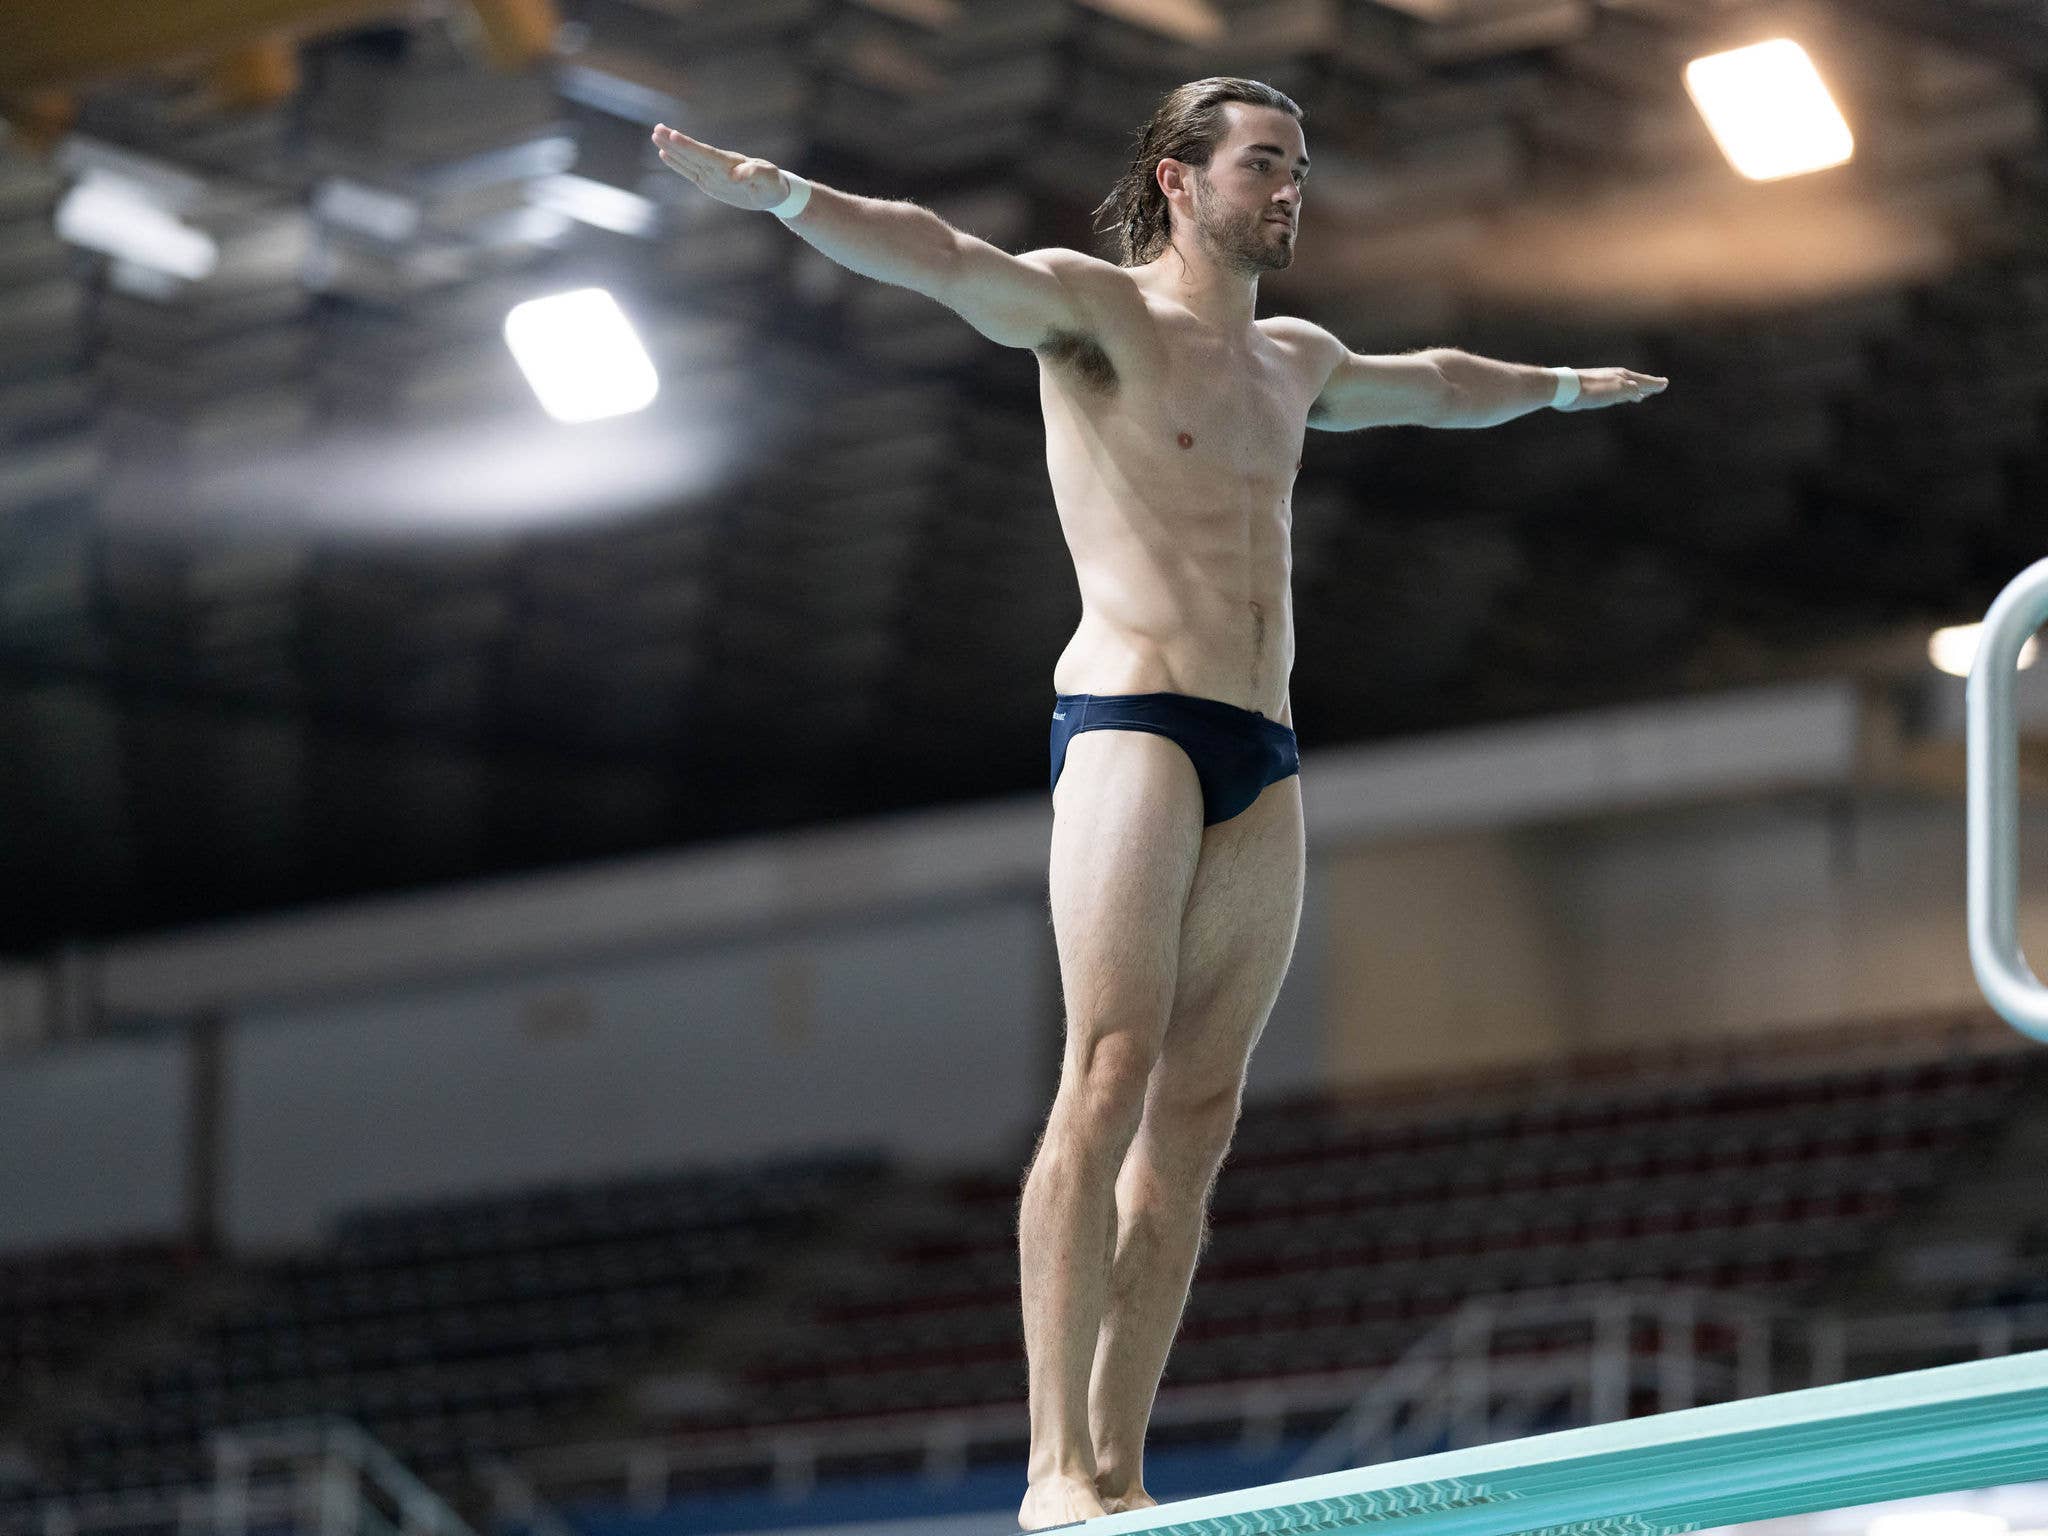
left=1048, top=730, right=1206, bottom=1073
left=1153, top=774, right=1306, bottom=1105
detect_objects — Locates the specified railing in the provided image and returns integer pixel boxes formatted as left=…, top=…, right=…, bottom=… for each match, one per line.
left=1285, top=1286, right=1823, bottom=1478
left=18, top=1419, right=476, bottom=1536
left=502, top=1286, right=2048, bottom=1512
left=14, top=1289, right=2048, bottom=1536
left=1967, top=554, right=2048, bottom=1043
left=510, top=1283, right=1837, bottom=1511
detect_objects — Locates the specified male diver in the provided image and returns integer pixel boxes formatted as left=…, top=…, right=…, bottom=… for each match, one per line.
left=653, top=75, right=1666, bottom=1530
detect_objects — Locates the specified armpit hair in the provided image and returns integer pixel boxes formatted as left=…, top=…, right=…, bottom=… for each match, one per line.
left=1036, top=328, right=1118, bottom=392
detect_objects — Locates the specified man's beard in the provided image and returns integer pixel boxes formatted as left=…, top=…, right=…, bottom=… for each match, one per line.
left=1192, top=171, right=1293, bottom=274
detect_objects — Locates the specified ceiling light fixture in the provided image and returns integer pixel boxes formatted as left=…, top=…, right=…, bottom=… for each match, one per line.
left=503, top=287, right=659, bottom=424
left=1685, top=38, right=1855, bottom=181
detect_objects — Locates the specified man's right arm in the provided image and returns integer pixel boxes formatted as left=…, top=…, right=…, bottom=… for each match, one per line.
left=786, top=183, right=1084, bottom=350
left=652, top=123, right=1083, bottom=351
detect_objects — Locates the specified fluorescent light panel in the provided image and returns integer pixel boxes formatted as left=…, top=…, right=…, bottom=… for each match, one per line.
left=502, top=287, right=659, bottom=424
left=1685, top=38, right=1855, bottom=181
left=313, top=178, right=422, bottom=243
left=55, top=172, right=218, bottom=281
left=526, top=173, right=657, bottom=237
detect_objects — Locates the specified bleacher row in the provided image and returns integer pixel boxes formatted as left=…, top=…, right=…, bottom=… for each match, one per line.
left=4, top=1156, right=889, bottom=1503
left=1948, top=1212, right=2048, bottom=1312
left=0, top=1242, right=197, bottom=1395
left=686, top=1055, right=2021, bottom=1433
left=0, top=1015, right=2038, bottom=1522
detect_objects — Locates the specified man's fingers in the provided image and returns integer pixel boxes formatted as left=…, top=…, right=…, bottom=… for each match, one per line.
left=652, top=124, right=735, bottom=176
left=657, top=149, right=704, bottom=185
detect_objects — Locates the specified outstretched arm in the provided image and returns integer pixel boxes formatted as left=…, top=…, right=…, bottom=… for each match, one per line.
left=1431, top=348, right=1668, bottom=427
left=652, top=124, right=1082, bottom=350
left=1285, top=321, right=1668, bottom=430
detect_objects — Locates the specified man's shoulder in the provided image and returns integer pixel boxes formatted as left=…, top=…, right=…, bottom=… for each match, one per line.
left=1257, top=313, right=1342, bottom=353
left=1016, top=246, right=1125, bottom=277
left=1015, top=248, right=1137, bottom=303
left=1015, top=250, right=1144, bottom=354
left=1259, top=316, right=1348, bottom=394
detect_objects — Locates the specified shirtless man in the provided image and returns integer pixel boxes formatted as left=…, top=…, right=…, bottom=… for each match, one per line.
left=653, top=76, right=1666, bottom=1531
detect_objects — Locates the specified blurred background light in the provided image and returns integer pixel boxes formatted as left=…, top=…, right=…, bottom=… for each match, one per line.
left=312, top=177, right=423, bottom=243
left=184, top=413, right=733, bottom=536
left=503, top=287, right=659, bottom=424
left=1929, top=623, right=2040, bottom=678
left=54, top=170, right=218, bottom=281
left=1686, top=39, right=1856, bottom=181
left=525, top=173, right=658, bottom=237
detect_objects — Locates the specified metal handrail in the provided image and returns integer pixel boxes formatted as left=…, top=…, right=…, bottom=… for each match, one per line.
left=1967, top=554, right=2048, bottom=1042
left=14, top=1290, right=2048, bottom=1536
left=503, top=1283, right=1823, bottom=1510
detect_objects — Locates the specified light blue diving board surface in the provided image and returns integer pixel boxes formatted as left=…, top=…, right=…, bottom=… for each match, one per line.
left=1078, top=1349, right=2048, bottom=1536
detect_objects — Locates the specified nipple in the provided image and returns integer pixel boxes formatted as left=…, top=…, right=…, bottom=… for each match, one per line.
left=1176, top=431, right=1194, bottom=449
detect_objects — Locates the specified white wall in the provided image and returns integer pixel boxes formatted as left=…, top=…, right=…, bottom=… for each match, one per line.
left=0, top=1034, right=186, bottom=1251
left=0, top=870, right=1328, bottom=1257
left=228, top=899, right=1053, bottom=1248
left=1558, top=792, right=2039, bottom=1046
left=1321, top=790, right=2048, bottom=1086
left=1242, top=857, right=1330, bottom=1103
left=1324, top=828, right=1579, bottom=1083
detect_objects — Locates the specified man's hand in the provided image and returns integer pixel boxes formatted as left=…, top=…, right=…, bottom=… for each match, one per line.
left=1560, top=367, right=1669, bottom=411
left=651, top=123, right=793, bottom=212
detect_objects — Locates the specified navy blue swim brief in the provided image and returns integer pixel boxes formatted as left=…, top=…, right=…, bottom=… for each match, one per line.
left=1049, top=691, right=1301, bottom=827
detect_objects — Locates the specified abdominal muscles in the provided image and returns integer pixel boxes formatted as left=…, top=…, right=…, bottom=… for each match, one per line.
left=1049, top=510, right=1293, bottom=712
left=1039, top=372, right=1299, bottom=711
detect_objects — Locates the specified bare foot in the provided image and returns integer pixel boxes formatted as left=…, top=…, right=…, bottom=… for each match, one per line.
left=1019, top=1473, right=1110, bottom=1529
left=1097, top=1483, right=1159, bottom=1516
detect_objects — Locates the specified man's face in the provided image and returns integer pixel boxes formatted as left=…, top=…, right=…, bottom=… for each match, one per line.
left=1181, top=103, right=1308, bottom=275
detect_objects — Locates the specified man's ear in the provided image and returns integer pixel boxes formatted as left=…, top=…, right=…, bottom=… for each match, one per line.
left=1156, top=158, right=1189, bottom=202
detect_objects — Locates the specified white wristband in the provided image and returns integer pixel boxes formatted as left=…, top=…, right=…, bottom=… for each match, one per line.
left=769, top=173, right=811, bottom=219
left=1549, top=365, right=1581, bottom=409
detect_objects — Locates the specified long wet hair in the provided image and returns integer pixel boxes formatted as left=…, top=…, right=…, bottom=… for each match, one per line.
left=1091, top=77, right=1305, bottom=267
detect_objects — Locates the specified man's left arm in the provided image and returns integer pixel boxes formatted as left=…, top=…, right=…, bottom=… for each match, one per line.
left=1290, top=322, right=1668, bottom=430
left=1430, top=348, right=1668, bottom=427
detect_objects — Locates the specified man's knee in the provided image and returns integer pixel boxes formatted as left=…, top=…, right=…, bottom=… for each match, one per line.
left=1147, top=1081, right=1244, bottom=1168
left=1057, top=1031, right=1159, bottom=1151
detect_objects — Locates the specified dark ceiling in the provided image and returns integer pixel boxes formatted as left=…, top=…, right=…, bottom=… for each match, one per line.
left=0, top=0, right=2044, bottom=953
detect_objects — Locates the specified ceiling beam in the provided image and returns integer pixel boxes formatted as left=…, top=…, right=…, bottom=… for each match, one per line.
left=0, top=0, right=555, bottom=96
left=1070, top=0, right=1226, bottom=45
left=0, top=0, right=403, bottom=94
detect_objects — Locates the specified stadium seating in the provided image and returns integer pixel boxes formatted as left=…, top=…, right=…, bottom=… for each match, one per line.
left=666, top=1026, right=2030, bottom=1435
left=0, top=1240, right=196, bottom=1396
left=11, top=1155, right=887, bottom=1500
left=4, top=1010, right=2038, bottom=1526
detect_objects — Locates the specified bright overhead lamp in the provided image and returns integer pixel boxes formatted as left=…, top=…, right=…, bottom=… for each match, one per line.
left=1684, top=38, right=1855, bottom=181
left=502, top=287, right=659, bottom=424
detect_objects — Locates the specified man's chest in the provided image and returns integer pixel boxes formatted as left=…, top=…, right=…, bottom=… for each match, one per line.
left=1144, top=337, right=1311, bottom=478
